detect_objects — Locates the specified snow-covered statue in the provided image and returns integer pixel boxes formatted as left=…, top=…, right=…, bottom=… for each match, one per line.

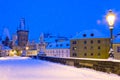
left=37, top=33, right=46, bottom=56
left=40, top=33, right=44, bottom=43
left=109, top=48, right=114, bottom=59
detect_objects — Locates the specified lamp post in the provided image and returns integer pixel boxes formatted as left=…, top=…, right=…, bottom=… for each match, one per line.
left=106, top=10, right=116, bottom=58
left=25, top=46, right=29, bottom=56
left=26, top=46, right=29, bottom=50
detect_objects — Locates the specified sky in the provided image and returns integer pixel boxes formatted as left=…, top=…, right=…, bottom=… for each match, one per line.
left=0, top=0, right=120, bottom=40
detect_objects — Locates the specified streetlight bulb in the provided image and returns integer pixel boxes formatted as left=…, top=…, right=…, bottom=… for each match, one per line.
left=26, top=47, right=29, bottom=50
left=106, top=10, right=116, bottom=29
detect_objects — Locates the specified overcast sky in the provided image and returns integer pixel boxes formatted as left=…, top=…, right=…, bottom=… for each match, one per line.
left=0, top=0, right=120, bottom=40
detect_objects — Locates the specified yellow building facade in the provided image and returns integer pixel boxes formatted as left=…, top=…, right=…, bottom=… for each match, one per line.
left=71, top=38, right=110, bottom=59
left=70, top=30, right=110, bottom=59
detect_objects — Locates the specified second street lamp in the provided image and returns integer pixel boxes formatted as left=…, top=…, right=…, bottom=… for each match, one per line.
left=106, top=10, right=116, bottom=58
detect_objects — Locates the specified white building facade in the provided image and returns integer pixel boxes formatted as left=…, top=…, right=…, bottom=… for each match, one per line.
left=45, top=41, right=70, bottom=57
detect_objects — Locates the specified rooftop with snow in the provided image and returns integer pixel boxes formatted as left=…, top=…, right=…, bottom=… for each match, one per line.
left=71, top=29, right=110, bottom=39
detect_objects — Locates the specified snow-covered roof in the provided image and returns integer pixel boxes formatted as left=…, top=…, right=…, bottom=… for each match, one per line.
left=46, top=41, right=70, bottom=49
left=44, top=37, right=57, bottom=43
left=113, top=35, right=120, bottom=43
left=71, top=29, right=109, bottom=40
left=0, top=41, right=2, bottom=45
left=44, top=37, right=68, bottom=43
left=1, top=46, right=12, bottom=50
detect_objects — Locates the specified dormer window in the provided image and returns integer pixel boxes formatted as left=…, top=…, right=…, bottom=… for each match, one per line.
left=56, top=44, right=58, bottom=47
left=66, top=44, right=69, bottom=46
left=49, top=45, right=52, bottom=47
left=83, top=34, right=86, bottom=37
left=91, top=33, right=94, bottom=37
left=60, top=44, right=62, bottom=47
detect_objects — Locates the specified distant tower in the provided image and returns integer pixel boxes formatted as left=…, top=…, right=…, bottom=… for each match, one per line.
left=17, top=18, right=29, bottom=49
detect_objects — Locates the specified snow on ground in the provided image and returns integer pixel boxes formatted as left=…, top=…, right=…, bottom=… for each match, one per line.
left=0, top=57, right=120, bottom=80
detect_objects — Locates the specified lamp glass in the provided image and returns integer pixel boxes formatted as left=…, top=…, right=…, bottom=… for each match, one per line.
left=106, top=11, right=116, bottom=29
left=26, top=47, right=29, bottom=50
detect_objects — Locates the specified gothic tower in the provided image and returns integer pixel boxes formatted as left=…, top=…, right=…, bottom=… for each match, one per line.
left=17, top=18, right=29, bottom=49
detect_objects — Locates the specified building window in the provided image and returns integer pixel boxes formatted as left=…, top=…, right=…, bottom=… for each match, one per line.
left=56, top=50, right=58, bottom=53
left=66, top=50, right=68, bottom=53
left=91, top=53, right=93, bottom=56
left=84, top=41, right=87, bottom=44
left=98, top=40, right=101, bottom=44
left=91, top=46, right=93, bottom=49
left=83, top=34, right=86, bottom=37
left=91, top=33, right=94, bottom=37
left=72, top=41, right=77, bottom=44
left=98, top=46, right=101, bottom=49
left=117, top=47, right=120, bottom=52
left=53, top=50, right=54, bottom=53
left=91, top=40, right=93, bottom=44
left=72, top=53, right=77, bottom=57
left=84, top=53, right=87, bottom=56
left=84, top=46, right=87, bottom=49
left=62, top=50, right=64, bottom=53
left=98, top=53, right=100, bottom=56
left=73, top=47, right=77, bottom=50
left=59, top=50, right=60, bottom=53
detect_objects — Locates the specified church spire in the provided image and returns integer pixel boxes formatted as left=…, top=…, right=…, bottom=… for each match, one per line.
left=19, top=18, right=25, bottom=30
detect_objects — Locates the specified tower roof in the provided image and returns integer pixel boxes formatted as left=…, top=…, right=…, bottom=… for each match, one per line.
left=17, top=18, right=28, bottom=31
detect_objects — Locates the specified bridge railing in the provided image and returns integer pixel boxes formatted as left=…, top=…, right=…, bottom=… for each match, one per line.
left=30, top=55, right=120, bottom=75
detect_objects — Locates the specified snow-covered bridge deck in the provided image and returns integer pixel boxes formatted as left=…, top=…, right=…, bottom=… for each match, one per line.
left=0, top=56, right=120, bottom=80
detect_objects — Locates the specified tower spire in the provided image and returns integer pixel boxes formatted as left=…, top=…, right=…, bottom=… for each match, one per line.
left=19, top=18, right=25, bottom=30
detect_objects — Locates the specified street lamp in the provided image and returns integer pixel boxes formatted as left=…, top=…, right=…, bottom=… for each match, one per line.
left=25, top=46, right=29, bottom=56
left=106, top=10, right=116, bottom=58
left=26, top=46, right=29, bottom=50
